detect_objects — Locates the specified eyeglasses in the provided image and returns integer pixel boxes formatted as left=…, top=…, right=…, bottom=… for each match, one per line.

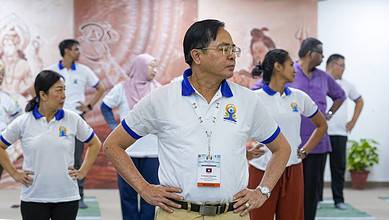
left=200, top=45, right=241, bottom=57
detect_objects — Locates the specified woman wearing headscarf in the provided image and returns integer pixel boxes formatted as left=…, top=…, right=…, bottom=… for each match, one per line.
left=100, top=53, right=160, bottom=220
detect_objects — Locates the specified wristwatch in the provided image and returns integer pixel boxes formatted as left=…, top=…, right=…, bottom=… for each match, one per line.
left=299, top=148, right=308, bottom=158
left=257, top=186, right=271, bottom=198
left=327, top=110, right=333, bottom=120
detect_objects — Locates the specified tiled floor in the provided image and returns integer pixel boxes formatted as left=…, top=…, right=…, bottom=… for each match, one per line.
left=0, top=187, right=388, bottom=220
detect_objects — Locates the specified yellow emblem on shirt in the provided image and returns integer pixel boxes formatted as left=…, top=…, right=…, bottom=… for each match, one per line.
left=59, top=126, right=67, bottom=137
left=223, top=104, right=237, bottom=123
left=291, top=102, right=299, bottom=112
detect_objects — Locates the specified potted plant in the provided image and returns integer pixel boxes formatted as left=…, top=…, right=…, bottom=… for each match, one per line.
left=347, top=138, right=379, bottom=189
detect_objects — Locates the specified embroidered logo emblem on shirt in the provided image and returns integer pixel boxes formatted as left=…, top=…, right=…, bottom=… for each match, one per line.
left=59, top=126, right=67, bottom=137
left=223, top=104, right=237, bottom=123
left=291, top=102, right=299, bottom=112
left=73, top=79, right=78, bottom=84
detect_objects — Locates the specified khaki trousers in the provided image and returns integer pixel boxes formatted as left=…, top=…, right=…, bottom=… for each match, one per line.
left=156, top=207, right=250, bottom=220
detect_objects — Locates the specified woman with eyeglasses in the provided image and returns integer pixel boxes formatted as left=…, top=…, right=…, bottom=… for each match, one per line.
left=248, top=49, right=327, bottom=220
left=0, top=70, right=101, bottom=220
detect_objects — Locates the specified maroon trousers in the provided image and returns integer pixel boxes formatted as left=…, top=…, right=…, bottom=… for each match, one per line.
left=248, top=163, right=304, bottom=220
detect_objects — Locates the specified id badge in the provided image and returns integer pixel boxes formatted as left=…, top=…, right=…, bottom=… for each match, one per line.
left=197, top=154, right=221, bottom=187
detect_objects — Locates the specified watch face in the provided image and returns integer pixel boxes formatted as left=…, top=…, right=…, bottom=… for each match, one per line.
left=261, top=186, right=270, bottom=194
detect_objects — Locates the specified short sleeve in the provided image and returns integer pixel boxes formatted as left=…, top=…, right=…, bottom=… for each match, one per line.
left=4, top=95, right=21, bottom=117
left=122, top=93, right=157, bottom=140
left=75, top=115, right=95, bottom=143
left=84, top=66, right=100, bottom=88
left=103, top=83, right=124, bottom=109
left=299, top=90, right=319, bottom=118
left=250, top=95, right=280, bottom=144
left=327, top=74, right=346, bottom=102
left=347, top=81, right=361, bottom=101
left=1, top=116, right=22, bottom=147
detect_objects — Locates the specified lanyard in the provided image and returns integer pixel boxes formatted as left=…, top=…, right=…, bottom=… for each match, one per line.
left=191, top=96, right=222, bottom=159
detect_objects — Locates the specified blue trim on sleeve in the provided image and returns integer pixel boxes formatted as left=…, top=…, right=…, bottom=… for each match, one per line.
left=261, top=126, right=281, bottom=144
left=121, top=120, right=142, bottom=140
left=0, top=135, right=11, bottom=146
left=93, top=81, right=100, bottom=88
left=10, top=111, right=19, bottom=117
left=353, top=95, right=362, bottom=102
left=83, top=132, right=95, bottom=143
left=101, top=102, right=112, bottom=110
left=308, top=108, right=319, bottom=118
left=101, top=102, right=117, bottom=130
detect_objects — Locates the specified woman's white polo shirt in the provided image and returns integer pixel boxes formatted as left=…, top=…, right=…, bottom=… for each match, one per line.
left=250, top=84, right=318, bottom=171
left=0, top=107, right=95, bottom=203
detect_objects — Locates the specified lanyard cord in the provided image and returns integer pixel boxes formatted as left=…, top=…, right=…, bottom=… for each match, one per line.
left=192, top=100, right=221, bottom=159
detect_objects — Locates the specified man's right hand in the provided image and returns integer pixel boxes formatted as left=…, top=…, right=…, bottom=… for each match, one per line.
left=139, top=184, right=184, bottom=213
left=11, top=170, right=34, bottom=187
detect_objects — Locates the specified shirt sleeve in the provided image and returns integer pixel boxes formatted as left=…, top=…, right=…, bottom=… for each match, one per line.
left=121, top=93, right=157, bottom=140
left=75, top=114, right=95, bottom=143
left=327, top=74, right=346, bottom=102
left=4, top=95, right=21, bottom=117
left=250, top=95, right=280, bottom=144
left=102, top=84, right=123, bottom=109
left=347, top=81, right=361, bottom=101
left=1, top=116, right=22, bottom=147
left=84, top=66, right=100, bottom=88
left=299, top=90, right=319, bottom=118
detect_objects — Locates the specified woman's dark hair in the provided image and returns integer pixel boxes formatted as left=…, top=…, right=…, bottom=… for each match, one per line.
left=183, top=19, right=225, bottom=66
left=252, top=49, right=289, bottom=84
left=25, top=70, right=64, bottom=112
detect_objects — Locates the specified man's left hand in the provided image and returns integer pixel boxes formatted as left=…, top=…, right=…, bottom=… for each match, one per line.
left=346, top=121, right=355, bottom=133
left=233, top=188, right=267, bottom=216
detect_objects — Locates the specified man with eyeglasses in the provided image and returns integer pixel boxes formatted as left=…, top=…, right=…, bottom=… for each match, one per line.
left=289, top=38, right=346, bottom=220
left=318, top=54, right=364, bottom=210
left=104, top=19, right=291, bottom=220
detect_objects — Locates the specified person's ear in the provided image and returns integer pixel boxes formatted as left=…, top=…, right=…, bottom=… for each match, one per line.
left=39, top=91, right=48, bottom=102
left=274, top=62, right=283, bottom=73
left=191, top=49, right=202, bottom=65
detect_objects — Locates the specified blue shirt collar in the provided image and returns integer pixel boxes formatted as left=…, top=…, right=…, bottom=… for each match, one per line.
left=32, top=105, right=65, bottom=121
left=263, top=83, right=292, bottom=96
left=181, top=68, right=233, bottom=98
left=58, top=60, right=76, bottom=71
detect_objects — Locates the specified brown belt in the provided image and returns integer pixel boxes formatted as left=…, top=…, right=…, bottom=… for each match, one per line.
left=174, top=200, right=236, bottom=216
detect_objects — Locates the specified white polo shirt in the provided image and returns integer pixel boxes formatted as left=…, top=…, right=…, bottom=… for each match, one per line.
left=0, top=91, right=21, bottom=157
left=122, top=68, right=280, bottom=203
left=250, top=84, right=318, bottom=171
left=46, top=62, right=99, bottom=114
left=102, top=83, right=158, bottom=158
left=0, top=107, right=95, bottom=203
left=327, top=78, right=361, bottom=136
left=0, top=91, right=20, bottom=131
